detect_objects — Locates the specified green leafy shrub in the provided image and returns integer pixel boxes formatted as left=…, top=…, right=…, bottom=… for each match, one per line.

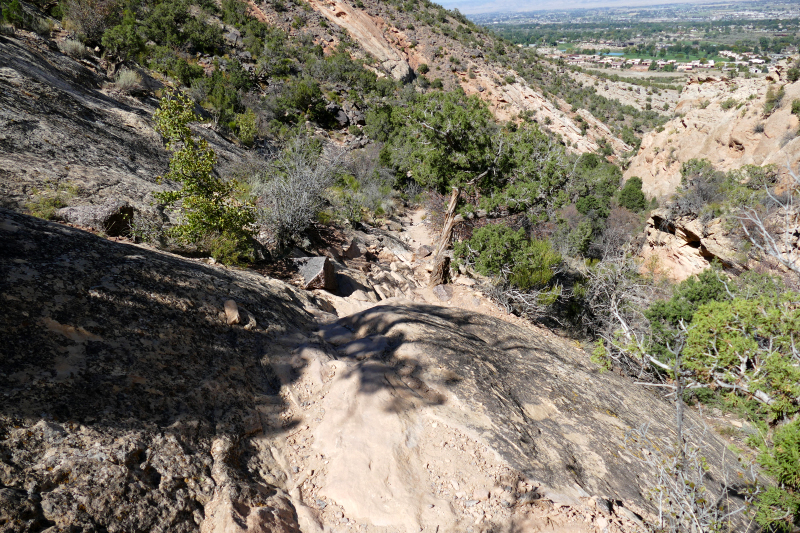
left=720, top=98, right=738, bottom=110
left=755, top=420, right=800, bottom=529
left=25, top=183, right=76, bottom=220
left=684, top=295, right=800, bottom=420
left=153, top=90, right=254, bottom=262
left=101, top=9, right=143, bottom=61
left=792, top=99, right=800, bottom=117
left=1, top=0, right=23, bottom=28
left=417, top=63, right=429, bottom=74
left=764, top=85, right=785, bottom=115
left=454, top=224, right=561, bottom=290
left=618, top=176, right=647, bottom=212
left=232, top=109, right=257, bottom=146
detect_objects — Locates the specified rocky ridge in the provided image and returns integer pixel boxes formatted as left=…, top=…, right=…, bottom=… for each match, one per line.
left=641, top=208, right=746, bottom=281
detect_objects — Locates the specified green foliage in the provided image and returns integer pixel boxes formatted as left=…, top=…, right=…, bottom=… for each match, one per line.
left=1, top=0, right=23, bottom=27
left=417, top=63, right=429, bottom=74
left=591, top=341, right=613, bottom=372
left=152, top=91, right=254, bottom=262
left=720, top=97, right=738, bottom=110
left=454, top=224, right=561, bottom=290
left=276, top=77, right=329, bottom=125
left=764, top=85, right=785, bottom=115
left=25, top=183, right=76, bottom=220
left=646, top=269, right=729, bottom=362
left=755, top=422, right=800, bottom=529
left=684, top=295, right=800, bottom=419
left=394, top=91, right=498, bottom=191
left=148, top=46, right=204, bottom=86
left=792, top=99, right=800, bottom=117
left=788, top=68, right=800, bottom=83
left=619, top=176, right=647, bottom=212
left=101, top=10, right=143, bottom=61
left=232, top=109, right=257, bottom=146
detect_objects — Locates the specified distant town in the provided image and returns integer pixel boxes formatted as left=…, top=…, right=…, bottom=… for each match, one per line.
left=534, top=45, right=790, bottom=74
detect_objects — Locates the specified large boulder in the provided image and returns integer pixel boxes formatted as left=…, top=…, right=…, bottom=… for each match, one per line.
left=56, top=199, right=134, bottom=236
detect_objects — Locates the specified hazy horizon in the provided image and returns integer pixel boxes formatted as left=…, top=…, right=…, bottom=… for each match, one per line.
left=438, top=0, right=751, bottom=15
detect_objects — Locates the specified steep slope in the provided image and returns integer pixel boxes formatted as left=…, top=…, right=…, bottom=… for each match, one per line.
left=625, top=74, right=800, bottom=200
left=0, top=32, right=249, bottom=218
left=260, top=0, right=631, bottom=154
left=0, top=208, right=752, bottom=533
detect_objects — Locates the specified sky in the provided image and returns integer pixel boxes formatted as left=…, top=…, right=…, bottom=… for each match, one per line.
left=437, top=0, right=741, bottom=14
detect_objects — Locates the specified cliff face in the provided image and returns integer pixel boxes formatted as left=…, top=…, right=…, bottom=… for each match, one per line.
left=625, top=74, right=800, bottom=200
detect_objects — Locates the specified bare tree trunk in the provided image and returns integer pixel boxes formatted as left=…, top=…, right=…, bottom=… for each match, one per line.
left=428, top=187, right=460, bottom=287
left=675, top=349, right=685, bottom=468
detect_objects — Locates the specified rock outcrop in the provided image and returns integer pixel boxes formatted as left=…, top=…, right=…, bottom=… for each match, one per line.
left=641, top=208, right=746, bottom=281
left=625, top=74, right=800, bottom=200
left=0, top=33, right=248, bottom=220
left=306, top=0, right=414, bottom=82
left=1, top=209, right=753, bottom=532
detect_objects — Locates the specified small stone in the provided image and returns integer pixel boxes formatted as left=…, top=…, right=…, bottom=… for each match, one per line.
left=473, top=488, right=490, bottom=501
left=316, top=499, right=327, bottom=509
left=415, top=245, right=433, bottom=259
left=296, top=256, right=338, bottom=292
left=433, top=284, right=453, bottom=302
left=465, top=500, right=479, bottom=508
left=223, top=300, right=240, bottom=325
left=450, top=480, right=459, bottom=491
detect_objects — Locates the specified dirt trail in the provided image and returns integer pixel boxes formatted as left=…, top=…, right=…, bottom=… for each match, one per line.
left=259, top=209, right=650, bottom=533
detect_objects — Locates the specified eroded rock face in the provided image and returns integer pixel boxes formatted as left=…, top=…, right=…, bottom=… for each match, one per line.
left=306, top=0, right=413, bottom=82
left=642, top=208, right=746, bottom=281
left=625, top=75, right=800, bottom=200
left=0, top=209, right=319, bottom=533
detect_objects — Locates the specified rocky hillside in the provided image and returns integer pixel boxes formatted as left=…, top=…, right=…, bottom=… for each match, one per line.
left=625, top=72, right=800, bottom=200
left=0, top=31, right=250, bottom=224
left=0, top=207, right=753, bottom=533
left=250, top=0, right=632, bottom=154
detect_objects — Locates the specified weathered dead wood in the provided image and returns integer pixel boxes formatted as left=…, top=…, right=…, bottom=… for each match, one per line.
left=428, top=187, right=460, bottom=287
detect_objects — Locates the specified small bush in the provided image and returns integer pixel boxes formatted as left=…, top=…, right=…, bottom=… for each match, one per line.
left=153, top=90, right=255, bottom=262
left=62, top=0, right=120, bottom=42
left=753, top=122, right=765, bottom=134
left=58, top=39, right=89, bottom=58
left=764, top=85, right=785, bottom=115
left=232, top=109, right=257, bottom=147
left=792, top=99, right=800, bottom=117
left=114, top=68, right=141, bottom=92
left=454, top=224, right=561, bottom=290
left=618, top=176, right=647, bottom=212
left=787, top=67, right=800, bottom=83
left=720, top=98, right=738, bottom=110
left=251, top=137, right=344, bottom=247
left=25, top=183, right=76, bottom=219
